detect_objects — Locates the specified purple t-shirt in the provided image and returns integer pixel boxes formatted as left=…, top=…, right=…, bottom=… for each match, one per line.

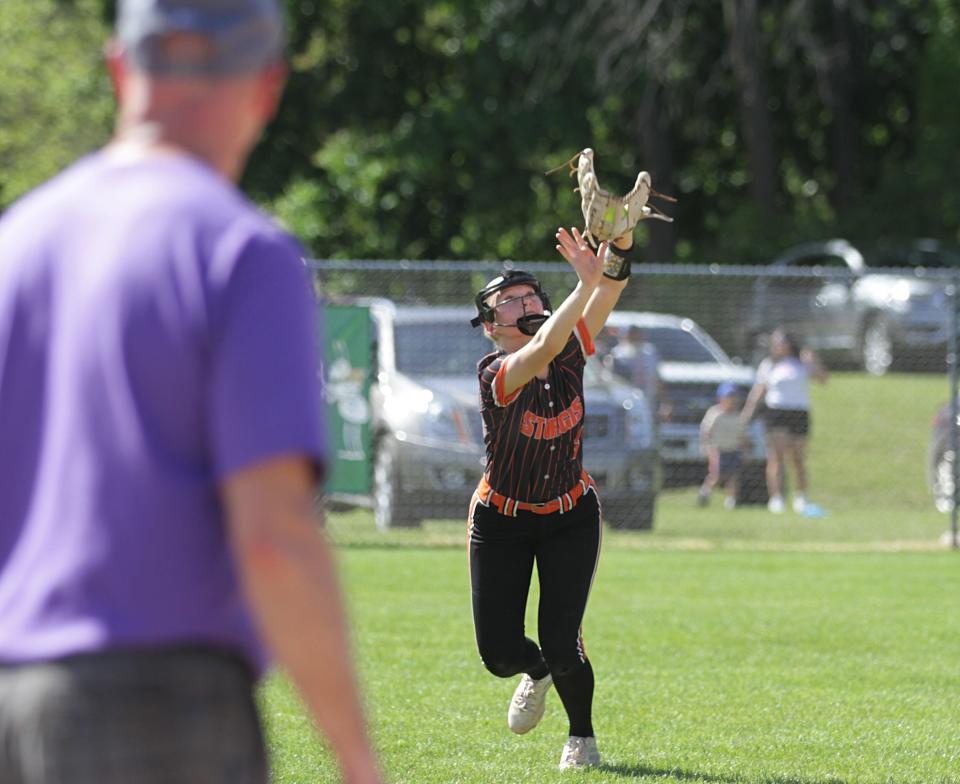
left=0, top=151, right=325, bottom=676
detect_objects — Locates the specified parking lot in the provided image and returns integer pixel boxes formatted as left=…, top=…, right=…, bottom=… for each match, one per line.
left=313, top=259, right=959, bottom=541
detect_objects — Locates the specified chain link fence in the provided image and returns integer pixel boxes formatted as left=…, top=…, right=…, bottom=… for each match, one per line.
left=311, top=258, right=960, bottom=544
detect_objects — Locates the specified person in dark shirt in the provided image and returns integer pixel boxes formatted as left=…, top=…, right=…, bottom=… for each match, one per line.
left=467, top=225, right=634, bottom=770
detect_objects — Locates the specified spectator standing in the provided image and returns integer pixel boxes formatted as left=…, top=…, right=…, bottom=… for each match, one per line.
left=609, top=324, right=662, bottom=420
left=741, top=328, right=828, bottom=514
left=0, top=2, right=382, bottom=783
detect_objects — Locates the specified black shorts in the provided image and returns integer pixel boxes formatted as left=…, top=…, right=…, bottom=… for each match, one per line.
left=717, top=451, right=743, bottom=481
left=765, top=408, right=810, bottom=437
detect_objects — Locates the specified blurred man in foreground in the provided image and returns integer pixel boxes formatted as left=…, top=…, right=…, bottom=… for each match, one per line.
left=0, top=1, right=382, bottom=782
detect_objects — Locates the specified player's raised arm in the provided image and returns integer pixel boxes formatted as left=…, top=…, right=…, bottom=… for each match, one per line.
left=497, top=229, right=605, bottom=395
left=581, top=231, right=633, bottom=340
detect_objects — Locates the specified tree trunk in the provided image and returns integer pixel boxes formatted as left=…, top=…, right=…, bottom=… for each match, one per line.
left=724, top=0, right=778, bottom=213
left=635, top=82, right=678, bottom=263
left=827, top=0, right=860, bottom=211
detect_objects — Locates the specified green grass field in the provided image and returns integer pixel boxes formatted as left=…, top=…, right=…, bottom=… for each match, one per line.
left=260, top=373, right=960, bottom=783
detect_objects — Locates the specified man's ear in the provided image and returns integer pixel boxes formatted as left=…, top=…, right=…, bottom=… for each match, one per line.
left=104, top=40, right=126, bottom=102
left=257, top=60, right=289, bottom=123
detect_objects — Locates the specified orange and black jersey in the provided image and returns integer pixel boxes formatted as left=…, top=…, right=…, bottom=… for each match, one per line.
left=477, top=319, right=595, bottom=505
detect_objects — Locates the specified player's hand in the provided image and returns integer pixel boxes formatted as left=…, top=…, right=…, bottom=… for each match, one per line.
left=555, top=227, right=605, bottom=289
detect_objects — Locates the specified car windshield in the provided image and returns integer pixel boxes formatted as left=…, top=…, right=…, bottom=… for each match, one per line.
left=633, top=326, right=720, bottom=364
left=394, top=321, right=493, bottom=376
left=863, top=245, right=960, bottom=269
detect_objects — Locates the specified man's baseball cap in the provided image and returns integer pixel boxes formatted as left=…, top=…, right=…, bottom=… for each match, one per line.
left=716, top=381, right=740, bottom=400
left=117, top=0, right=286, bottom=76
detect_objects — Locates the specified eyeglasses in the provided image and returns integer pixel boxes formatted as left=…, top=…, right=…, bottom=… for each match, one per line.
left=494, top=293, right=543, bottom=311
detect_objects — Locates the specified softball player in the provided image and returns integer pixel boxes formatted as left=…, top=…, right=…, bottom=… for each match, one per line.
left=467, top=226, right=633, bottom=770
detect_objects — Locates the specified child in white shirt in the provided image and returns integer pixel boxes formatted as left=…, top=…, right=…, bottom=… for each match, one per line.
left=698, top=382, right=748, bottom=509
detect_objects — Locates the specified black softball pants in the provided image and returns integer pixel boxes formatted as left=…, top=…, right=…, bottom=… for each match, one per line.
left=468, top=487, right=602, bottom=737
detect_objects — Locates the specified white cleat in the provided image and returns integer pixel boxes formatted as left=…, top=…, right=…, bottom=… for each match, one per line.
left=792, top=495, right=807, bottom=513
left=767, top=495, right=785, bottom=514
left=559, top=735, right=601, bottom=770
left=507, top=673, right=552, bottom=734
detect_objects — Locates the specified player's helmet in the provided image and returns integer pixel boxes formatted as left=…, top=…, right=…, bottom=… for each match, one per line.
left=470, top=270, right=553, bottom=336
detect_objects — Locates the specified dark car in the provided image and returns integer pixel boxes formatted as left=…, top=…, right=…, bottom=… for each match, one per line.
left=929, top=398, right=958, bottom=513
left=743, top=239, right=959, bottom=375
left=603, top=311, right=768, bottom=505
left=363, top=301, right=660, bottom=529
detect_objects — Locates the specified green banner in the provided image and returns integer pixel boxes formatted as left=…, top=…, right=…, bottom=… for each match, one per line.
left=323, top=305, right=372, bottom=495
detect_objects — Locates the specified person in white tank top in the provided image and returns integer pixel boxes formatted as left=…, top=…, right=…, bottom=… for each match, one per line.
left=742, top=328, right=828, bottom=514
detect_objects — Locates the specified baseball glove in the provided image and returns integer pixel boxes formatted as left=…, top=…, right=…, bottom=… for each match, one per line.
left=547, top=148, right=676, bottom=248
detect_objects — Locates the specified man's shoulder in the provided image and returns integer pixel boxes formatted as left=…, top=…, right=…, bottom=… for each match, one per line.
left=140, top=156, right=267, bottom=225
left=0, top=154, right=101, bottom=235
left=122, top=156, right=300, bottom=259
left=2, top=151, right=270, bottom=236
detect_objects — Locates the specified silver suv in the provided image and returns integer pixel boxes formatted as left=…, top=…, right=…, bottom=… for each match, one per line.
left=603, top=311, right=767, bottom=504
left=365, top=301, right=660, bottom=529
left=743, top=239, right=958, bottom=375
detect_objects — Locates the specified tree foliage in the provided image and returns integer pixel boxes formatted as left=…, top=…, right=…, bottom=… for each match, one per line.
left=0, top=0, right=113, bottom=210
left=1, top=0, right=956, bottom=264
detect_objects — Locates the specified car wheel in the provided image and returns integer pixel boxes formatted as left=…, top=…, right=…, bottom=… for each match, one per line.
left=373, top=440, right=420, bottom=529
left=602, top=493, right=656, bottom=530
left=736, top=462, right=770, bottom=506
left=861, top=317, right=894, bottom=376
left=932, top=450, right=955, bottom=514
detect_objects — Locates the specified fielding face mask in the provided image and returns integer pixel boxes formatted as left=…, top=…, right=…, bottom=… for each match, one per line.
left=470, top=270, right=552, bottom=335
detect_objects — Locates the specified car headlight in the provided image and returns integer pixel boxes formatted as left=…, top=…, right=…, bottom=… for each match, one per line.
left=890, top=280, right=911, bottom=302
left=885, top=280, right=913, bottom=311
left=383, top=384, right=479, bottom=448
left=383, top=388, right=434, bottom=420
left=623, top=398, right=654, bottom=449
left=421, top=400, right=463, bottom=442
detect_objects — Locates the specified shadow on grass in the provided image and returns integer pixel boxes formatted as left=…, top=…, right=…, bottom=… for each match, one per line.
left=599, top=763, right=852, bottom=784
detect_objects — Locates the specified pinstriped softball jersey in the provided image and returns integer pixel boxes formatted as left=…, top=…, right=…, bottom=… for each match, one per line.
left=477, top=319, right=595, bottom=505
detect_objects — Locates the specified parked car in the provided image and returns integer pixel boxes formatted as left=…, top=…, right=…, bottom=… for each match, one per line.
left=929, top=398, right=958, bottom=513
left=362, top=300, right=660, bottom=529
left=603, top=311, right=768, bottom=504
left=743, top=239, right=959, bottom=375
